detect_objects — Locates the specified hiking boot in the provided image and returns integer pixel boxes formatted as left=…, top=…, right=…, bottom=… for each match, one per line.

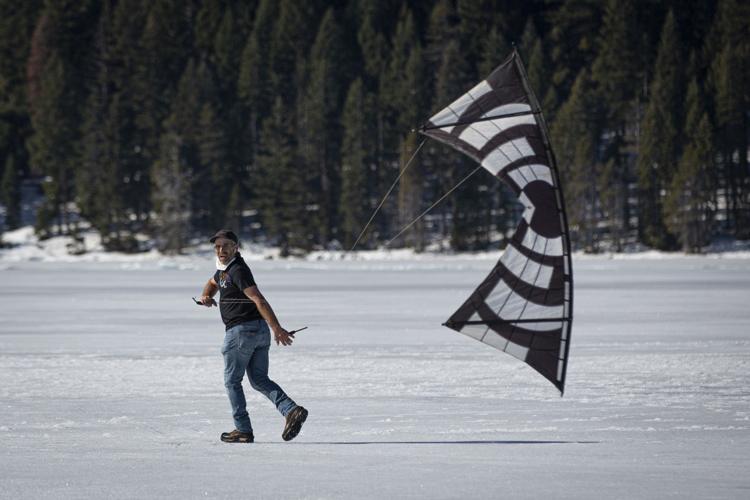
left=282, top=406, right=308, bottom=441
left=220, top=429, right=254, bottom=443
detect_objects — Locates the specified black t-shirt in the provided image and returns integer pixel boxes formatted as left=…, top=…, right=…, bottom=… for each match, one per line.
left=213, top=255, right=263, bottom=330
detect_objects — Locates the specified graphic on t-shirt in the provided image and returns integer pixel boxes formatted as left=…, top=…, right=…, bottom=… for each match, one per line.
left=219, top=271, right=232, bottom=289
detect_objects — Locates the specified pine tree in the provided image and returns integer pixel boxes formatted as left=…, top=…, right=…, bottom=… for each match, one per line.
left=197, top=94, right=231, bottom=231
left=590, top=0, right=643, bottom=251
left=665, top=78, right=716, bottom=252
left=636, top=11, right=684, bottom=250
left=109, top=0, right=152, bottom=237
left=520, top=19, right=554, bottom=117
left=1, top=154, right=20, bottom=229
left=425, top=0, right=456, bottom=63
left=79, top=0, right=115, bottom=245
left=238, top=0, right=278, bottom=207
left=710, top=0, right=750, bottom=238
left=225, top=182, right=243, bottom=233
left=424, top=0, right=459, bottom=116
left=194, top=1, right=224, bottom=57
left=456, top=0, right=484, bottom=73
left=552, top=69, right=600, bottom=252
left=77, top=0, right=148, bottom=251
left=238, top=0, right=277, bottom=120
left=212, top=7, right=243, bottom=100
left=591, top=0, right=642, bottom=125
left=547, top=0, right=603, bottom=104
left=379, top=4, right=418, bottom=242
left=519, top=17, right=539, bottom=58
left=355, top=2, right=394, bottom=244
left=133, top=0, right=192, bottom=233
left=423, top=2, right=458, bottom=248
left=269, top=1, right=320, bottom=106
left=150, top=58, right=202, bottom=251
left=301, top=8, right=351, bottom=245
left=151, top=47, right=236, bottom=252
left=152, top=129, right=191, bottom=253
left=477, top=26, right=510, bottom=77
left=382, top=6, right=416, bottom=129
left=182, top=60, right=221, bottom=234
left=27, top=48, right=72, bottom=236
left=0, top=0, right=41, bottom=112
left=396, top=45, right=427, bottom=250
left=27, top=1, right=99, bottom=236
left=212, top=3, right=255, bottom=210
left=339, top=78, right=372, bottom=249
left=256, top=97, right=307, bottom=254
left=357, top=1, right=390, bottom=89
left=0, top=0, right=40, bottom=201
left=396, top=133, right=425, bottom=250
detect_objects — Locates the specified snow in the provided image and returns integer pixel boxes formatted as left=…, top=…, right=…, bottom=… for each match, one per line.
left=3, top=226, right=750, bottom=266
left=1, top=237, right=750, bottom=498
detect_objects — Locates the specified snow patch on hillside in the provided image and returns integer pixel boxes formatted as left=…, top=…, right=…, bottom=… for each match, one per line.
left=2, top=225, right=750, bottom=264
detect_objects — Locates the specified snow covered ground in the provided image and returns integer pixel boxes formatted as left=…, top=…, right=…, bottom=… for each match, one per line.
left=1, top=250, right=749, bottom=498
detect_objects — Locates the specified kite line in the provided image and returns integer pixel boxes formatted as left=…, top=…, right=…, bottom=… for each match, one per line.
left=349, top=138, right=426, bottom=252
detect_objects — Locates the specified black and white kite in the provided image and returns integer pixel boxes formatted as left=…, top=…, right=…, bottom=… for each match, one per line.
left=419, top=50, right=573, bottom=394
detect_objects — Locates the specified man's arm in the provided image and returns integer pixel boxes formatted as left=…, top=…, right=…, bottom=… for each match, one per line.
left=200, top=278, right=219, bottom=307
left=243, top=285, right=293, bottom=346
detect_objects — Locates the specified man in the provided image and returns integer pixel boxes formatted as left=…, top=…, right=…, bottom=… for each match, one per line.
left=198, top=229, right=307, bottom=443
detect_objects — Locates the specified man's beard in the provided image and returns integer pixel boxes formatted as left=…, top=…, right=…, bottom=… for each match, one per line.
left=216, top=255, right=236, bottom=271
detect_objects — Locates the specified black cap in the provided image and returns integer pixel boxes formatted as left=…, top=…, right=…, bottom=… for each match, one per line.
left=209, top=229, right=239, bottom=244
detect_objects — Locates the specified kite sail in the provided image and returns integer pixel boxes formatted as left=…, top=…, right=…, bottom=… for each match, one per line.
left=419, top=49, right=573, bottom=394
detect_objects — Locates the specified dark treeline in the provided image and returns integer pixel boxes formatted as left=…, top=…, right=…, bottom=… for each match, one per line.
left=0, top=0, right=748, bottom=254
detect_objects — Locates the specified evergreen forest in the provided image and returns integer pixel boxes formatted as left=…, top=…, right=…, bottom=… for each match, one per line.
left=0, top=0, right=748, bottom=254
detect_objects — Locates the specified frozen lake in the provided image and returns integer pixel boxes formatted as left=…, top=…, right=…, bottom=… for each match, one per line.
left=1, top=256, right=749, bottom=499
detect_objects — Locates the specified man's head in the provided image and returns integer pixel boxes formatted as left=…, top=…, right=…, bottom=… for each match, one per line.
left=210, top=229, right=239, bottom=265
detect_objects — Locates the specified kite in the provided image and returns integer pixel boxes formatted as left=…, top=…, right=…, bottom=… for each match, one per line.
left=419, top=49, right=574, bottom=394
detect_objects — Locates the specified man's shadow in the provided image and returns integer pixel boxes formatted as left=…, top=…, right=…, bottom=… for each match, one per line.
left=284, top=440, right=599, bottom=445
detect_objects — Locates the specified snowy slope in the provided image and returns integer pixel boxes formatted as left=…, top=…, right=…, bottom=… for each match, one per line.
left=3, top=226, right=750, bottom=265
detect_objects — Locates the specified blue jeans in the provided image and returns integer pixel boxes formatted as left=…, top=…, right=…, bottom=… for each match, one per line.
left=221, top=320, right=297, bottom=433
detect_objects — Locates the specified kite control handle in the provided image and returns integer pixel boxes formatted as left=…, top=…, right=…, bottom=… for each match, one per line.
left=287, top=326, right=308, bottom=336
left=192, top=297, right=217, bottom=306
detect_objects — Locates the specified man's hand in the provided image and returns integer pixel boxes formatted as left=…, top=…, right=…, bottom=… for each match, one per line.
left=273, top=327, right=294, bottom=346
left=200, top=296, right=217, bottom=307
